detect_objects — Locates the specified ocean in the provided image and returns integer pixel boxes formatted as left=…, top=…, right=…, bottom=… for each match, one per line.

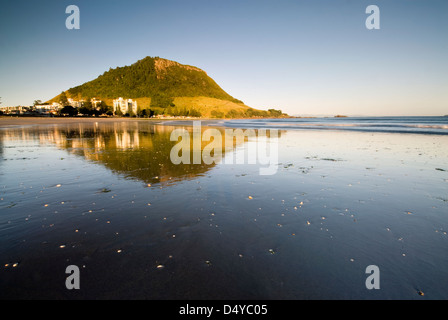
left=219, top=116, right=448, bottom=135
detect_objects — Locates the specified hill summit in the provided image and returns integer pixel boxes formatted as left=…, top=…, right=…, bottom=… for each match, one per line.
left=49, top=56, right=284, bottom=118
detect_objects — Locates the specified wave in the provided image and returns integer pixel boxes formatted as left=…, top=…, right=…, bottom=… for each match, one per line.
left=220, top=117, right=448, bottom=135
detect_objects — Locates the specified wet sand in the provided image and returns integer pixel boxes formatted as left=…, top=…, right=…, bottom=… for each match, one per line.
left=0, top=116, right=161, bottom=127
left=1, top=119, right=447, bottom=300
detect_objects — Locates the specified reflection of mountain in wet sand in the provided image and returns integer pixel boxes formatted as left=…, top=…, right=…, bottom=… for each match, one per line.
left=0, top=122, right=244, bottom=186
left=61, top=122, right=226, bottom=186
left=1, top=121, right=281, bottom=186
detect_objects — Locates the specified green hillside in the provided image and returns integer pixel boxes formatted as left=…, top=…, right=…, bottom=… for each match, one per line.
left=48, top=56, right=285, bottom=118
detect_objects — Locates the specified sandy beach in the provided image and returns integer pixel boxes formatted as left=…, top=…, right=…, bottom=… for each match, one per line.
left=1, top=0, right=447, bottom=307
left=0, top=116, right=161, bottom=127
left=1, top=117, right=447, bottom=299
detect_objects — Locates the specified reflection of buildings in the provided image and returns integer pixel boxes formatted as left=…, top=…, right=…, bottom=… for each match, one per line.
left=0, top=122, right=260, bottom=187
left=113, top=98, right=138, bottom=115
left=115, top=130, right=140, bottom=149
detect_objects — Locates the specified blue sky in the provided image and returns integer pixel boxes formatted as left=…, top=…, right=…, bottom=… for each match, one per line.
left=0, top=0, right=447, bottom=116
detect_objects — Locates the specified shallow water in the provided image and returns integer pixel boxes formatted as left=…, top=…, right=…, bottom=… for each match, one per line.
left=0, top=120, right=447, bottom=299
left=220, top=116, right=448, bottom=135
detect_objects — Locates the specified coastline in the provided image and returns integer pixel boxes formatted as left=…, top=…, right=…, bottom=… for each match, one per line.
left=0, top=116, right=242, bottom=129
left=2, top=116, right=447, bottom=135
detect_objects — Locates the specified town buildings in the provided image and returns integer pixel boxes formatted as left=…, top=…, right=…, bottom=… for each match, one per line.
left=0, top=106, right=32, bottom=114
left=0, top=102, right=61, bottom=115
left=67, top=98, right=84, bottom=108
left=113, top=97, right=138, bottom=115
left=1, top=97, right=139, bottom=116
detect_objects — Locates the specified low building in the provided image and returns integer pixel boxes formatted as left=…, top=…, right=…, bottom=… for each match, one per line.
left=35, top=102, right=62, bottom=115
left=0, top=106, right=32, bottom=114
left=113, top=97, right=138, bottom=115
left=91, top=98, right=102, bottom=110
left=67, top=98, right=84, bottom=108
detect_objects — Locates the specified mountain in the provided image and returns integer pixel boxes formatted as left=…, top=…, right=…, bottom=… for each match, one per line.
left=48, top=56, right=283, bottom=118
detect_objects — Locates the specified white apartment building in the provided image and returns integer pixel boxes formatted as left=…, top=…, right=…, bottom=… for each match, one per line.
left=67, top=98, right=85, bottom=108
left=91, top=98, right=102, bottom=109
left=35, top=102, right=62, bottom=114
left=113, top=97, right=138, bottom=115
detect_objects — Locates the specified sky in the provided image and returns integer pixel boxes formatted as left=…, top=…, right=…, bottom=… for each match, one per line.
left=0, top=0, right=447, bottom=116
